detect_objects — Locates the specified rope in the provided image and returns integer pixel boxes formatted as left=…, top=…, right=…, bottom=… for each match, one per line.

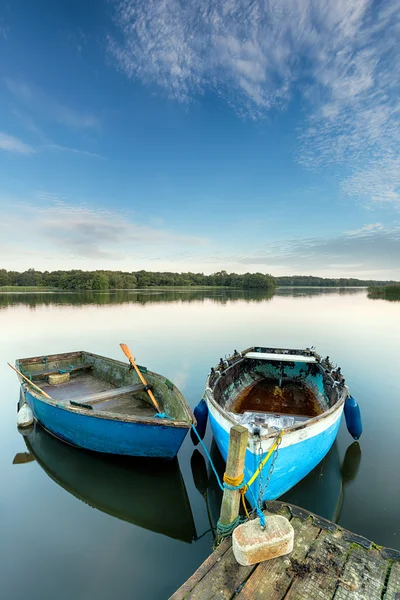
left=191, top=424, right=224, bottom=490
left=216, top=516, right=243, bottom=542
left=154, top=412, right=174, bottom=420
left=223, top=473, right=244, bottom=490
left=246, top=432, right=283, bottom=488
left=191, top=423, right=283, bottom=535
left=59, top=364, right=75, bottom=374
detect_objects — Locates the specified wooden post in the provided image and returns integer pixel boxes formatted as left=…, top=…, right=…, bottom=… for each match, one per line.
left=219, top=425, right=248, bottom=526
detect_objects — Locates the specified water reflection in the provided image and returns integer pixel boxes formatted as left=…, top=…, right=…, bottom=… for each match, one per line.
left=16, top=423, right=196, bottom=543
left=0, top=288, right=276, bottom=309
left=368, top=289, right=400, bottom=302
left=0, top=285, right=366, bottom=311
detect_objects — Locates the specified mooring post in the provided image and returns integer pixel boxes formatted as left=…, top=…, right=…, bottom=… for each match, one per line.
left=219, top=424, right=249, bottom=526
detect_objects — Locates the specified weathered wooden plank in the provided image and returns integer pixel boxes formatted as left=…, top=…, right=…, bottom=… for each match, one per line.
left=170, top=501, right=400, bottom=600
left=70, top=383, right=147, bottom=406
left=31, top=364, right=92, bottom=379
left=186, top=546, right=256, bottom=600
left=384, top=562, right=400, bottom=600
left=333, top=546, right=389, bottom=600
left=283, top=530, right=350, bottom=599
left=170, top=538, right=232, bottom=600
left=236, top=517, right=320, bottom=600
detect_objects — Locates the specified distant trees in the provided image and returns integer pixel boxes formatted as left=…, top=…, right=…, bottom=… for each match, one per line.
left=1, top=270, right=396, bottom=291
left=0, top=269, right=276, bottom=290
left=368, top=284, right=400, bottom=300
left=276, top=275, right=396, bottom=287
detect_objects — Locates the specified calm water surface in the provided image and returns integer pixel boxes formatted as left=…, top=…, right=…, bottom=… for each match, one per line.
left=1, top=288, right=399, bottom=599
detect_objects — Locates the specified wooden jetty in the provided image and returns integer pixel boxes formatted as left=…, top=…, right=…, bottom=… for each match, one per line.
left=171, top=500, right=400, bottom=599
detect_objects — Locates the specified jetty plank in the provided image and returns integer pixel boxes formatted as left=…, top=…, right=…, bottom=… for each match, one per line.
left=185, top=546, right=256, bottom=600
left=385, top=562, right=400, bottom=599
left=169, top=502, right=400, bottom=600
left=170, top=538, right=232, bottom=600
left=284, top=529, right=349, bottom=599
left=236, top=517, right=320, bottom=599
left=333, top=546, right=388, bottom=600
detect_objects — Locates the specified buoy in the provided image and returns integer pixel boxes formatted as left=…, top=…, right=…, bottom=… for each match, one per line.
left=190, top=399, right=208, bottom=445
left=17, top=403, right=34, bottom=429
left=344, top=395, right=362, bottom=440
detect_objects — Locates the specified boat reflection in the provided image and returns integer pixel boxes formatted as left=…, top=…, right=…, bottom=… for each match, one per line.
left=17, top=423, right=196, bottom=543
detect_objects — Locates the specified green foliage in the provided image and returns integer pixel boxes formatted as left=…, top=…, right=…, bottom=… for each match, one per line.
left=0, top=269, right=276, bottom=290
left=277, top=276, right=398, bottom=287
left=2, top=270, right=396, bottom=291
left=368, top=284, right=400, bottom=301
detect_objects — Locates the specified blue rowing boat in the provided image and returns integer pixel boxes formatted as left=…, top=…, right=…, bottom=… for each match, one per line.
left=203, top=346, right=359, bottom=507
left=16, top=350, right=195, bottom=458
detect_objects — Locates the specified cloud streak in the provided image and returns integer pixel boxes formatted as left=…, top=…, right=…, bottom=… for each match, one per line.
left=109, top=0, right=400, bottom=203
left=232, top=225, right=400, bottom=277
left=5, top=79, right=101, bottom=131
left=0, top=196, right=207, bottom=265
left=0, top=132, right=34, bottom=154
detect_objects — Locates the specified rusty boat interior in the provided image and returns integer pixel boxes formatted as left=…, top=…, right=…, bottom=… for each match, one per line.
left=207, top=346, right=347, bottom=432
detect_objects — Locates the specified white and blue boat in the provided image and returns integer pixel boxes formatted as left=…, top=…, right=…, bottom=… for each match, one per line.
left=15, top=350, right=195, bottom=458
left=204, top=346, right=357, bottom=507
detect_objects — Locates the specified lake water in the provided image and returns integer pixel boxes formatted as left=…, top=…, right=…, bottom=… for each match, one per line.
left=1, top=288, right=399, bottom=599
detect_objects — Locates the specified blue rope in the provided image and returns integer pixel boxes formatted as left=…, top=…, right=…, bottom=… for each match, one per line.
left=154, top=412, right=174, bottom=420
left=191, top=423, right=267, bottom=528
left=59, top=364, right=75, bottom=374
left=191, top=424, right=224, bottom=491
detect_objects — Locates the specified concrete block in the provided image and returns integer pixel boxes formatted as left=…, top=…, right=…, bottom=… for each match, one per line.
left=48, top=372, right=70, bottom=385
left=232, top=515, right=294, bottom=566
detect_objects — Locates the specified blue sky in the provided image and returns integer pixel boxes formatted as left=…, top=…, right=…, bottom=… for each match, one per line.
left=0, top=0, right=399, bottom=278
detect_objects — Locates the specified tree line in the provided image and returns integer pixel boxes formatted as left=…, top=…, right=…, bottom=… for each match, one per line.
left=276, top=275, right=397, bottom=287
left=0, top=269, right=397, bottom=291
left=0, top=269, right=276, bottom=290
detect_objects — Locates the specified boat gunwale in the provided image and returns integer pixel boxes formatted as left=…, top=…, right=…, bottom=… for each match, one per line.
left=17, top=350, right=195, bottom=428
left=204, top=348, right=347, bottom=441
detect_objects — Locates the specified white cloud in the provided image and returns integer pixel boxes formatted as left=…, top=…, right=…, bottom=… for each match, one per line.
left=109, top=0, right=400, bottom=202
left=0, top=132, right=34, bottom=154
left=41, top=144, right=104, bottom=160
left=0, top=196, right=207, bottom=267
left=5, top=79, right=101, bottom=130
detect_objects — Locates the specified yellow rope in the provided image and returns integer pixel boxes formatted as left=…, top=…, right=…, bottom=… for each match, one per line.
left=240, top=485, right=250, bottom=518
left=223, top=473, right=244, bottom=487
left=221, top=430, right=285, bottom=522
left=246, top=429, right=285, bottom=488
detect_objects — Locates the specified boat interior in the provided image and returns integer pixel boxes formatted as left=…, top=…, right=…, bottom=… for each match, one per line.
left=17, top=351, right=191, bottom=423
left=209, top=347, right=345, bottom=431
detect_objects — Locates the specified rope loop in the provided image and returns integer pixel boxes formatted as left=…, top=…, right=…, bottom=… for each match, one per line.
left=223, top=473, right=244, bottom=490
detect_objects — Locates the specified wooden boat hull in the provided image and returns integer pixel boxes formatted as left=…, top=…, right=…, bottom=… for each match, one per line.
left=17, top=351, right=194, bottom=459
left=24, top=388, right=189, bottom=458
left=24, top=423, right=196, bottom=542
left=204, top=346, right=347, bottom=506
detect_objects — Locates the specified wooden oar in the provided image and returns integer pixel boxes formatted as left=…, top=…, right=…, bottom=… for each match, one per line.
left=8, top=363, right=53, bottom=400
left=119, top=344, right=161, bottom=413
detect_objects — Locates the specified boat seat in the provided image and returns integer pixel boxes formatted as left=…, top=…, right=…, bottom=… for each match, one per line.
left=28, top=364, right=93, bottom=380
left=70, top=383, right=150, bottom=410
